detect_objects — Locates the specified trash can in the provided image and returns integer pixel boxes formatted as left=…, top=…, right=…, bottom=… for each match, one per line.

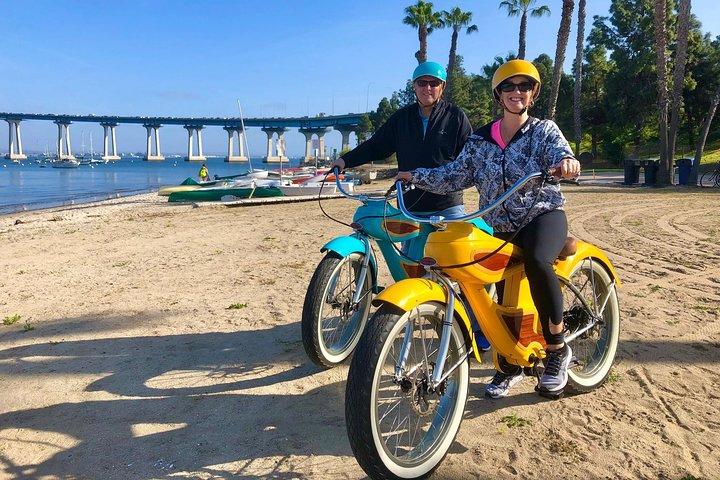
left=675, top=158, right=693, bottom=185
left=643, top=160, right=659, bottom=186
left=623, top=159, right=640, bottom=185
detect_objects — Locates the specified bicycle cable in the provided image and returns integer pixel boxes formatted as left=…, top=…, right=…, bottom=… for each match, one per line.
left=381, top=174, right=549, bottom=270
left=316, top=168, right=424, bottom=231
left=432, top=177, right=545, bottom=270
left=316, top=170, right=353, bottom=228
left=314, top=167, right=549, bottom=271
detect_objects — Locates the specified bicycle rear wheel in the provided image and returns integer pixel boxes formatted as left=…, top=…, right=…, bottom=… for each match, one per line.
left=700, top=171, right=719, bottom=187
left=562, top=258, right=620, bottom=393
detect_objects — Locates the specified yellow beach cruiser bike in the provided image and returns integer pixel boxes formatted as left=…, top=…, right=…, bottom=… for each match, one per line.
left=345, top=171, right=620, bottom=479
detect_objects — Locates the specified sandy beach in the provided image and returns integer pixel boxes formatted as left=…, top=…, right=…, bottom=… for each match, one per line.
left=0, top=181, right=718, bottom=480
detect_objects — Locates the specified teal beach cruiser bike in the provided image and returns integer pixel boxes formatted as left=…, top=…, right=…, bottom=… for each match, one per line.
left=301, top=170, right=493, bottom=368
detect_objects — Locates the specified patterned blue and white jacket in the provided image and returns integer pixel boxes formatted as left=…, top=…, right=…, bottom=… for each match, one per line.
left=411, top=118, right=574, bottom=233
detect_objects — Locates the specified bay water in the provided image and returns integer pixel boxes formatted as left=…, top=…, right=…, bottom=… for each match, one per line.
left=0, top=155, right=306, bottom=214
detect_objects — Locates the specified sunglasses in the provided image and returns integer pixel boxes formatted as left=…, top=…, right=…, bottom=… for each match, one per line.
left=498, top=81, right=535, bottom=93
left=415, top=79, right=442, bottom=88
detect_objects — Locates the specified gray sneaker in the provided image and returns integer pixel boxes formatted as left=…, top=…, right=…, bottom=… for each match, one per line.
left=539, top=344, right=572, bottom=393
left=484, top=368, right=524, bottom=399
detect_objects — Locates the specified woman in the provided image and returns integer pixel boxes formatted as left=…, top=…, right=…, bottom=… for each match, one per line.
left=396, top=59, right=581, bottom=398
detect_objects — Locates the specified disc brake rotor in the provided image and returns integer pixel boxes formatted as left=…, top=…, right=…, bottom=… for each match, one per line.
left=408, top=369, right=440, bottom=417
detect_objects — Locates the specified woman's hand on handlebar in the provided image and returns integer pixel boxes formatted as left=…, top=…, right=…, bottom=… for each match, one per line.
left=395, top=171, right=413, bottom=183
left=553, top=157, right=581, bottom=179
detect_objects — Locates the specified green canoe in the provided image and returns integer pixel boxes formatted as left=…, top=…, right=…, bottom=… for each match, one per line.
left=168, top=186, right=283, bottom=202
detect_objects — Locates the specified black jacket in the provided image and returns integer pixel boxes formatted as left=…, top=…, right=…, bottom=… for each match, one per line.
left=342, top=100, right=471, bottom=212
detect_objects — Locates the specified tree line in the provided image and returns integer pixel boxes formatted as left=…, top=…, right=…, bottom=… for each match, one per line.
left=357, top=0, right=720, bottom=186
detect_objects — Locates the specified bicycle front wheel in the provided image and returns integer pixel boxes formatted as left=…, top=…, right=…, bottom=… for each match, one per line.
left=346, top=302, right=469, bottom=480
left=301, top=252, right=372, bottom=368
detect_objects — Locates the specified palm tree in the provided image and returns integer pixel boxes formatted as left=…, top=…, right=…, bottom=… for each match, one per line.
left=499, top=0, right=551, bottom=59
left=547, top=0, right=574, bottom=121
left=572, top=0, right=586, bottom=155
left=442, top=7, right=478, bottom=100
left=403, top=1, right=444, bottom=64
left=667, top=0, right=691, bottom=184
left=653, top=0, right=670, bottom=185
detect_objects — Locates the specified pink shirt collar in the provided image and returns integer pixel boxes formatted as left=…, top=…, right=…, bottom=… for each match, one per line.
left=490, top=120, right=507, bottom=150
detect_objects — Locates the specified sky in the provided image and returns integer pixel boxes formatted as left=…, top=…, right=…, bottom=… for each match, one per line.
left=2, top=0, right=719, bottom=157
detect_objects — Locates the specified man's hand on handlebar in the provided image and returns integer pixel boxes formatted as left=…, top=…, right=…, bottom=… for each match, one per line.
left=395, top=171, right=413, bottom=183
left=330, top=158, right=345, bottom=173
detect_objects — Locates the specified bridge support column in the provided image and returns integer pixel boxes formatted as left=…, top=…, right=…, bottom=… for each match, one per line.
left=298, top=127, right=331, bottom=164
left=54, top=121, right=75, bottom=160
left=300, top=130, right=313, bottom=162
left=334, top=125, right=357, bottom=153
left=317, top=131, right=327, bottom=161
left=261, top=127, right=289, bottom=163
left=143, top=124, right=164, bottom=161
left=5, top=119, right=27, bottom=161
left=223, top=126, right=247, bottom=162
left=184, top=125, right=206, bottom=161
left=100, top=122, right=120, bottom=161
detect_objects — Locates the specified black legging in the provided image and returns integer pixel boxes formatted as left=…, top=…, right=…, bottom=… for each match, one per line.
left=496, top=209, right=568, bottom=346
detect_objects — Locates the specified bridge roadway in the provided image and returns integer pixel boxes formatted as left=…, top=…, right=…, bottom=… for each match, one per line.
left=0, top=112, right=363, bottom=163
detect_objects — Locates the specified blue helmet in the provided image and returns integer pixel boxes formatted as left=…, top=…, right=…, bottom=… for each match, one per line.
left=412, top=61, right=447, bottom=82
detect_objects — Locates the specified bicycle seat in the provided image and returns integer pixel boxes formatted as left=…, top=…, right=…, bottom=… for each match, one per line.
left=557, top=237, right=577, bottom=261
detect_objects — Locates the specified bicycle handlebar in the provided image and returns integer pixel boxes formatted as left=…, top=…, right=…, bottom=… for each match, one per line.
left=330, top=167, right=404, bottom=202
left=395, top=170, right=549, bottom=224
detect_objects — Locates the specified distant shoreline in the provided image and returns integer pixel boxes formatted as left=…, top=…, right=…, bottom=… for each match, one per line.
left=0, top=189, right=161, bottom=218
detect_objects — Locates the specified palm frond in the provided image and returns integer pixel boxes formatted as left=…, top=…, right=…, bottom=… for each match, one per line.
left=530, top=5, right=551, bottom=18
left=499, top=0, right=521, bottom=17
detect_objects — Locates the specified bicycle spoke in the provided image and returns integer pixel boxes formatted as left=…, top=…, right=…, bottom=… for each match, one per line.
left=373, top=303, right=465, bottom=466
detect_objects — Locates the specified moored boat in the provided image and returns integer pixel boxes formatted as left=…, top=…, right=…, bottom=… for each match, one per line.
left=51, top=158, right=80, bottom=168
left=158, top=173, right=277, bottom=196
left=278, top=181, right=355, bottom=197
left=168, top=185, right=283, bottom=202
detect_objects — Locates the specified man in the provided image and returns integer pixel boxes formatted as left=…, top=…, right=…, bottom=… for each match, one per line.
left=331, top=61, right=471, bottom=218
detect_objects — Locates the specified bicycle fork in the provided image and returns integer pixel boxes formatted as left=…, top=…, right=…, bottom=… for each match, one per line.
left=394, top=273, right=472, bottom=393
left=350, top=236, right=373, bottom=309
left=325, top=235, right=373, bottom=311
left=562, top=258, right=618, bottom=343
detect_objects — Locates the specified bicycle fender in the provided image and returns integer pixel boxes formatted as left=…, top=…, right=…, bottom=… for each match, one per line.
left=556, top=241, right=622, bottom=287
left=322, top=235, right=366, bottom=257
left=372, top=278, right=482, bottom=362
left=322, top=235, right=379, bottom=285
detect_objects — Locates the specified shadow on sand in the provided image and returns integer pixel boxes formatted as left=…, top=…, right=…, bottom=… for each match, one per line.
left=0, top=318, right=350, bottom=479
left=2, top=311, right=717, bottom=479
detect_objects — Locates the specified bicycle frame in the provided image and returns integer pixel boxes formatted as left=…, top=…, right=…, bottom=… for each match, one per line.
left=375, top=173, right=621, bottom=389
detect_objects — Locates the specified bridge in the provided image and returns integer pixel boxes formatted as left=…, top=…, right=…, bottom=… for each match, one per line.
left=0, top=112, right=364, bottom=163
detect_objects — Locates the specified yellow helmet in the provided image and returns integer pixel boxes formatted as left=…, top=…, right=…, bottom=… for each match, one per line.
left=492, top=59, right=541, bottom=99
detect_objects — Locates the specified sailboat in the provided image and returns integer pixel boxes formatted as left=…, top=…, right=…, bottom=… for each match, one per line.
left=77, top=131, right=88, bottom=163
left=50, top=142, right=79, bottom=168
left=51, top=157, right=80, bottom=168
left=236, top=100, right=268, bottom=179
left=88, top=132, right=102, bottom=164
